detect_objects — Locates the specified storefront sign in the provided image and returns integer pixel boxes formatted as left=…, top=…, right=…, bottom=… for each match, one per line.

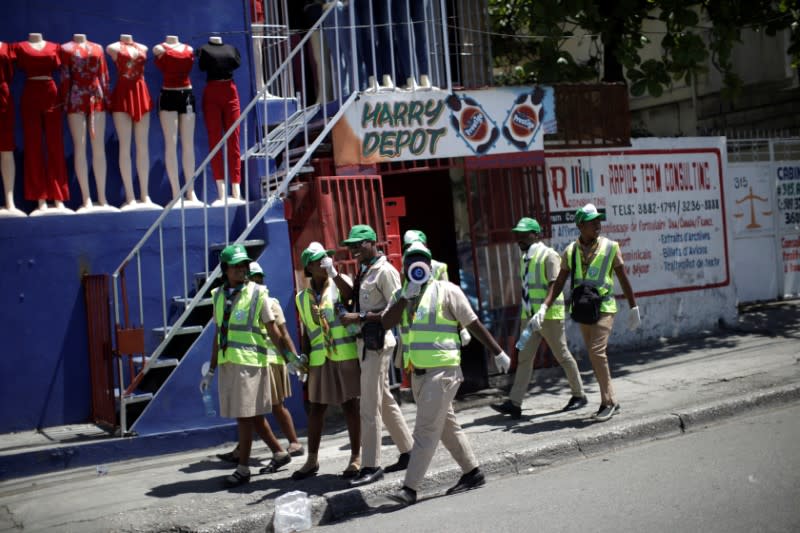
left=332, top=86, right=556, bottom=166
left=545, top=144, right=729, bottom=296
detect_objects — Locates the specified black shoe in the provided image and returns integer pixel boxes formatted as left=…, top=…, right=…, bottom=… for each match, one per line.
left=387, top=486, right=417, bottom=506
left=224, top=469, right=250, bottom=487
left=216, top=447, right=239, bottom=463
left=594, top=403, right=620, bottom=422
left=446, top=467, right=486, bottom=495
left=562, top=395, right=588, bottom=412
left=290, top=463, right=319, bottom=480
left=259, top=452, right=291, bottom=474
left=490, top=400, right=521, bottom=419
left=349, top=466, right=384, bottom=487
left=384, top=452, right=410, bottom=473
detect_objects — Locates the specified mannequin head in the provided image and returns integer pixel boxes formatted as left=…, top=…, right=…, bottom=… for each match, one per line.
left=120, top=34, right=133, bottom=43
left=209, top=35, right=222, bottom=45
left=165, top=35, right=179, bottom=45
left=28, top=33, right=43, bottom=43
left=73, top=34, right=87, bottom=43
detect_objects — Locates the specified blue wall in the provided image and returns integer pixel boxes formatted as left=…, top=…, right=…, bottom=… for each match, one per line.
left=1, top=0, right=256, bottom=211
left=0, top=201, right=302, bottom=433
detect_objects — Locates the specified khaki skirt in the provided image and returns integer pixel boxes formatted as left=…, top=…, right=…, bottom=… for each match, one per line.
left=307, top=358, right=361, bottom=405
left=218, top=363, right=272, bottom=418
left=269, top=362, right=292, bottom=405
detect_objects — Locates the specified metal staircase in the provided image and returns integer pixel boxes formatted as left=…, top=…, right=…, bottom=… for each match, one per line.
left=109, top=5, right=359, bottom=435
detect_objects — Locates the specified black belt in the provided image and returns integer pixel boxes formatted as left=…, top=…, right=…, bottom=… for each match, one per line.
left=414, top=368, right=428, bottom=376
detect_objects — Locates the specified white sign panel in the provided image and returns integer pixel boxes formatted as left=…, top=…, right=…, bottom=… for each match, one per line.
left=545, top=144, right=729, bottom=296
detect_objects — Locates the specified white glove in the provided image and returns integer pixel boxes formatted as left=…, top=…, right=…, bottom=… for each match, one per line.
left=529, top=304, right=548, bottom=331
left=199, top=368, right=215, bottom=393
left=320, top=256, right=337, bottom=278
left=494, top=351, right=511, bottom=374
left=403, top=281, right=422, bottom=299
left=628, top=306, right=641, bottom=331
left=459, top=328, right=472, bottom=346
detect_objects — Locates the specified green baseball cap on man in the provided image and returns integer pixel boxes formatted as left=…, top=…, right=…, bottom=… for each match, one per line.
left=220, top=243, right=250, bottom=265
left=300, top=241, right=335, bottom=267
left=574, top=203, right=606, bottom=225
left=403, top=229, right=427, bottom=248
left=511, top=217, right=542, bottom=234
left=342, top=224, right=377, bottom=244
left=403, top=241, right=432, bottom=261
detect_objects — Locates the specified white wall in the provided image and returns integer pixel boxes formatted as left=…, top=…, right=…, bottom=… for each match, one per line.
left=545, top=137, right=738, bottom=352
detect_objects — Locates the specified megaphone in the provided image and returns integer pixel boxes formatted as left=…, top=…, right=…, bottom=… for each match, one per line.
left=407, top=261, right=431, bottom=285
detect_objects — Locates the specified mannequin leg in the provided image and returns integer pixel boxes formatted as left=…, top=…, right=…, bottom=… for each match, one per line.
left=134, top=114, right=155, bottom=206
left=89, top=111, right=113, bottom=209
left=178, top=112, right=200, bottom=204
left=113, top=112, right=136, bottom=207
left=159, top=110, right=181, bottom=200
left=0, top=152, right=24, bottom=217
left=68, top=113, right=93, bottom=211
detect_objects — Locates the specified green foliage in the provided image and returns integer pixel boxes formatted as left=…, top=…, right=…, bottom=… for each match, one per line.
left=488, top=0, right=800, bottom=98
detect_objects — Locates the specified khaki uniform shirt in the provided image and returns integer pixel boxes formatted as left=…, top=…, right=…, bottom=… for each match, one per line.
left=358, top=255, right=401, bottom=348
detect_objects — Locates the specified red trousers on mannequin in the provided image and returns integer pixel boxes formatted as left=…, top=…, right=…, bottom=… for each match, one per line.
left=202, top=80, right=241, bottom=184
left=21, top=79, right=69, bottom=201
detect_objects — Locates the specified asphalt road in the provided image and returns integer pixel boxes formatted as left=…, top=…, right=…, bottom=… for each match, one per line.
left=316, top=403, right=800, bottom=533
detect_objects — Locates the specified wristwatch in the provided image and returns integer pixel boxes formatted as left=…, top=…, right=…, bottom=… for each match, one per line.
left=359, top=311, right=367, bottom=322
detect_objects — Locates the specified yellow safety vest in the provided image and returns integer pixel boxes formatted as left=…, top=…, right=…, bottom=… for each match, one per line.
left=566, top=237, right=619, bottom=314
left=399, top=280, right=461, bottom=369
left=520, top=244, right=565, bottom=320
left=295, top=286, right=358, bottom=367
left=431, top=259, right=448, bottom=281
left=213, top=282, right=269, bottom=367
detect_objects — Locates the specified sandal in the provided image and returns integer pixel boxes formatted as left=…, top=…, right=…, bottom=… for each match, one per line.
left=224, top=470, right=250, bottom=487
left=216, top=450, right=239, bottom=464
left=291, top=463, right=319, bottom=480
left=287, top=443, right=305, bottom=457
left=341, top=455, right=360, bottom=479
left=259, top=453, right=291, bottom=474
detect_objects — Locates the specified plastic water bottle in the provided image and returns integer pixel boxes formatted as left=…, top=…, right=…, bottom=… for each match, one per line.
left=202, top=390, right=216, bottom=417
left=515, top=322, right=534, bottom=351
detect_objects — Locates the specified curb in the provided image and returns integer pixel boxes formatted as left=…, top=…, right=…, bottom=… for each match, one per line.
left=304, top=382, right=800, bottom=528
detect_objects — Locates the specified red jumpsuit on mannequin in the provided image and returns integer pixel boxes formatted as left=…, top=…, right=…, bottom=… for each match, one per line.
left=13, top=40, right=69, bottom=202
left=198, top=40, right=241, bottom=187
left=0, top=42, right=14, bottom=153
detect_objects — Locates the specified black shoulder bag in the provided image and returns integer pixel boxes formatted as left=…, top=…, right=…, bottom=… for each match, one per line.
left=569, top=244, right=602, bottom=325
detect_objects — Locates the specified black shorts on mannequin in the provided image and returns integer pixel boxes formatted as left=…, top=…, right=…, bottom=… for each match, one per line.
left=158, top=88, right=195, bottom=114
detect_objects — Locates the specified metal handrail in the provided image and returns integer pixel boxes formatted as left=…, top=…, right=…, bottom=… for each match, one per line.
left=109, top=4, right=356, bottom=391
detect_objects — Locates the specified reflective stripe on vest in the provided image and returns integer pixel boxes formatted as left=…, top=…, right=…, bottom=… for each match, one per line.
left=519, top=245, right=565, bottom=320
left=567, top=237, right=618, bottom=313
left=296, top=287, right=358, bottom=367
left=399, top=280, right=461, bottom=369
left=213, top=282, right=269, bottom=367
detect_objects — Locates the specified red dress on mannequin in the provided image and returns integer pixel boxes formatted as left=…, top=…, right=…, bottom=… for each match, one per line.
left=13, top=40, right=69, bottom=202
left=109, top=41, right=152, bottom=122
left=0, top=42, right=14, bottom=152
left=59, top=40, right=110, bottom=133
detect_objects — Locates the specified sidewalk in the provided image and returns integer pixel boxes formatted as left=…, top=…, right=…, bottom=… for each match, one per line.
left=1, top=300, right=798, bottom=532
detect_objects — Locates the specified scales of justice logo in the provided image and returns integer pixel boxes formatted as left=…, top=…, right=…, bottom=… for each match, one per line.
left=734, top=185, right=772, bottom=229
left=445, top=94, right=499, bottom=155
left=501, top=87, right=544, bottom=151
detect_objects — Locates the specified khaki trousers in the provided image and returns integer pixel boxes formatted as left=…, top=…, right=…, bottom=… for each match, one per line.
left=509, top=318, right=584, bottom=406
left=578, top=313, right=616, bottom=406
left=360, top=345, right=413, bottom=468
left=404, top=366, right=478, bottom=491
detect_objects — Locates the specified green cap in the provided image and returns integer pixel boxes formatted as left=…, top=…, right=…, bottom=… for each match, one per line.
left=574, top=203, right=606, bottom=225
left=249, top=262, right=264, bottom=276
left=301, top=241, right=335, bottom=267
left=220, top=244, right=250, bottom=265
left=511, top=217, right=542, bottom=233
left=342, top=224, right=377, bottom=244
left=403, top=241, right=432, bottom=261
left=403, top=229, right=427, bottom=248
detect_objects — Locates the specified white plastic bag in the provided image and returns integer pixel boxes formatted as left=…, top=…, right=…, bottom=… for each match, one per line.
left=273, top=490, right=312, bottom=533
